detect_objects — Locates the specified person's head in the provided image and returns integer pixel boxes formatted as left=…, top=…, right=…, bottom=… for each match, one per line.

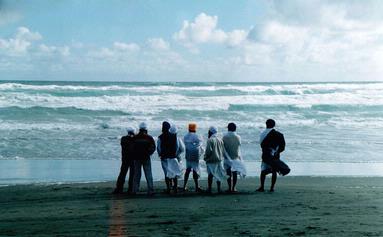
left=162, top=121, right=171, bottom=133
left=227, top=122, right=236, bottom=132
left=139, top=122, right=148, bottom=133
left=169, top=124, right=178, bottom=134
left=188, top=123, right=197, bottom=133
left=126, top=127, right=135, bottom=136
left=208, top=126, right=217, bottom=138
left=266, top=119, right=275, bottom=129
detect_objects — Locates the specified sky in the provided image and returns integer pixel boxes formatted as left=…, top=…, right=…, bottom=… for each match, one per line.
left=1, top=0, right=383, bottom=82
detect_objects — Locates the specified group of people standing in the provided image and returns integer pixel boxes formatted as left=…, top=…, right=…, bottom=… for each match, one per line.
left=113, top=119, right=288, bottom=195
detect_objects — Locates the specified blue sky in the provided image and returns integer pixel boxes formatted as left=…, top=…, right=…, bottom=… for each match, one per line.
left=1, top=0, right=383, bottom=82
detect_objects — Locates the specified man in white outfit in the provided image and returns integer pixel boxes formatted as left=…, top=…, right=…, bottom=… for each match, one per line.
left=223, top=122, right=246, bottom=193
left=204, top=126, right=226, bottom=194
left=183, top=123, right=204, bottom=192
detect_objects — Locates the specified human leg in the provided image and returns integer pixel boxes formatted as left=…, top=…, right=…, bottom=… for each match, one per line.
left=161, top=159, right=170, bottom=193
left=257, top=171, right=267, bottom=192
left=173, top=178, right=178, bottom=193
left=226, top=168, right=232, bottom=192
left=183, top=168, right=191, bottom=190
left=232, top=171, right=238, bottom=192
left=142, top=159, right=154, bottom=194
left=217, top=181, right=222, bottom=193
left=192, top=170, right=201, bottom=192
left=270, top=171, right=277, bottom=192
left=207, top=174, right=213, bottom=193
left=133, top=160, right=142, bottom=193
left=127, top=161, right=135, bottom=193
left=114, top=161, right=129, bottom=194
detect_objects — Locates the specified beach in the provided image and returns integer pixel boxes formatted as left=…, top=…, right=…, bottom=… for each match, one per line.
left=1, top=81, right=383, bottom=236
left=1, top=176, right=383, bottom=236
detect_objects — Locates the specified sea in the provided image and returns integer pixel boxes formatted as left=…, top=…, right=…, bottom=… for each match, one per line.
left=1, top=81, right=383, bottom=184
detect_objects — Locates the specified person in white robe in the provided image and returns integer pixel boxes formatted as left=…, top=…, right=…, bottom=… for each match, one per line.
left=204, top=126, right=226, bottom=193
left=183, top=123, right=204, bottom=192
left=223, top=122, right=247, bottom=193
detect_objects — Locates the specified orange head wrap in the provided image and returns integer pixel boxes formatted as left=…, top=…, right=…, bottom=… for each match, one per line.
left=188, top=123, right=197, bottom=132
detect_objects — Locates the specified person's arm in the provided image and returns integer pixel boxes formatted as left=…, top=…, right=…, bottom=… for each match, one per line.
left=277, top=134, right=286, bottom=153
left=156, top=138, right=161, bottom=156
left=238, top=136, right=242, bottom=160
left=223, top=146, right=231, bottom=160
left=198, top=136, right=205, bottom=158
left=178, top=138, right=185, bottom=155
left=120, top=137, right=124, bottom=158
left=148, top=136, right=156, bottom=156
left=204, top=139, right=212, bottom=161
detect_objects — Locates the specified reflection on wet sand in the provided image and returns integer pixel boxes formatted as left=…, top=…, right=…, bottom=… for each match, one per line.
left=108, top=198, right=126, bottom=237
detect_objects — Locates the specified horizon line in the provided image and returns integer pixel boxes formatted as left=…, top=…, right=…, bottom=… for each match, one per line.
left=0, top=79, right=382, bottom=84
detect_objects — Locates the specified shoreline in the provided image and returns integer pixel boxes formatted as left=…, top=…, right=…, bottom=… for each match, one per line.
left=2, top=159, right=383, bottom=186
left=1, top=176, right=382, bottom=236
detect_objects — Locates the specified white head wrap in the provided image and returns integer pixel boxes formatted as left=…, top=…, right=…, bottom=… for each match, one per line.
left=169, top=124, right=178, bottom=134
left=139, top=122, right=148, bottom=130
left=209, top=126, right=218, bottom=134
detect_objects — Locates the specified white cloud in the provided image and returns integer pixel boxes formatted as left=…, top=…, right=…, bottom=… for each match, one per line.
left=0, top=27, right=42, bottom=55
left=226, top=30, right=248, bottom=47
left=173, top=13, right=248, bottom=48
left=242, top=3, right=383, bottom=70
left=15, top=27, right=42, bottom=41
left=147, top=38, right=170, bottom=50
left=39, top=44, right=70, bottom=56
left=3, top=1, right=383, bottom=82
left=113, top=42, right=140, bottom=51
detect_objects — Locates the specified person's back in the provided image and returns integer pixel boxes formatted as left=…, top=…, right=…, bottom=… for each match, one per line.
left=257, top=119, right=288, bottom=193
left=121, top=135, right=135, bottom=161
left=223, top=132, right=241, bottom=160
left=133, top=131, right=155, bottom=160
left=132, top=122, right=155, bottom=195
left=183, top=123, right=203, bottom=192
left=184, top=132, right=203, bottom=162
left=113, top=128, right=136, bottom=194
left=204, top=126, right=226, bottom=193
left=204, top=134, right=224, bottom=163
left=158, top=132, right=178, bottom=159
left=261, top=129, right=285, bottom=161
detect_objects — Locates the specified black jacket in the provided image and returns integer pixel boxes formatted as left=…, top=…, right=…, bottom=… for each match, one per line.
left=158, top=132, right=177, bottom=159
left=132, top=132, right=156, bottom=161
left=261, top=129, right=285, bottom=162
left=121, top=135, right=135, bottom=162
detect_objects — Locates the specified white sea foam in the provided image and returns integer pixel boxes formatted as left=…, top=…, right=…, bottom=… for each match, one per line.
left=1, top=82, right=383, bottom=94
left=1, top=89, right=383, bottom=114
left=1, top=82, right=383, bottom=163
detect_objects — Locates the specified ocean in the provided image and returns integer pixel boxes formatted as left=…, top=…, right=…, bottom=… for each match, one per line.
left=1, top=81, right=383, bottom=184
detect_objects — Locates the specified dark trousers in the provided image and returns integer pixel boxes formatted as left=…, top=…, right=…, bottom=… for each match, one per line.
left=115, top=160, right=134, bottom=193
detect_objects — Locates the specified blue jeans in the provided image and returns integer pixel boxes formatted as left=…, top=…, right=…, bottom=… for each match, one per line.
left=133, top=159, right=154, bottom=193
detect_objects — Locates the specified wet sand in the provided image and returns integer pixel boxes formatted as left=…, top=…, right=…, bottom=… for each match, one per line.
left=1, top=177, right=383, bottom=236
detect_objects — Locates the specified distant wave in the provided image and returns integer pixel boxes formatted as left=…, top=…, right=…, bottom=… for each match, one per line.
left=1, top=82, right=383, bottom=94
left=1, top=81, right=383, bottom=163
left=0, top=106, right=129, bottom=117
left=1, top=90, right=383, bottom=114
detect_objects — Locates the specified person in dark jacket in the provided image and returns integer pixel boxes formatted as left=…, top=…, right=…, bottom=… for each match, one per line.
left=112, top=127, right=136, bottom=194
left=132, top=122, right=156, bottom=195
left=257, top=119, right=286, bottom=192
left=158, top=122, right=184, bottom=193
left=157, top=121, right=172, bottom=193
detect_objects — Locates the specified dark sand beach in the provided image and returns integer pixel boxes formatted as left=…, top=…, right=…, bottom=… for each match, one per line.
left=1, top=177, right=383, bottom=236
